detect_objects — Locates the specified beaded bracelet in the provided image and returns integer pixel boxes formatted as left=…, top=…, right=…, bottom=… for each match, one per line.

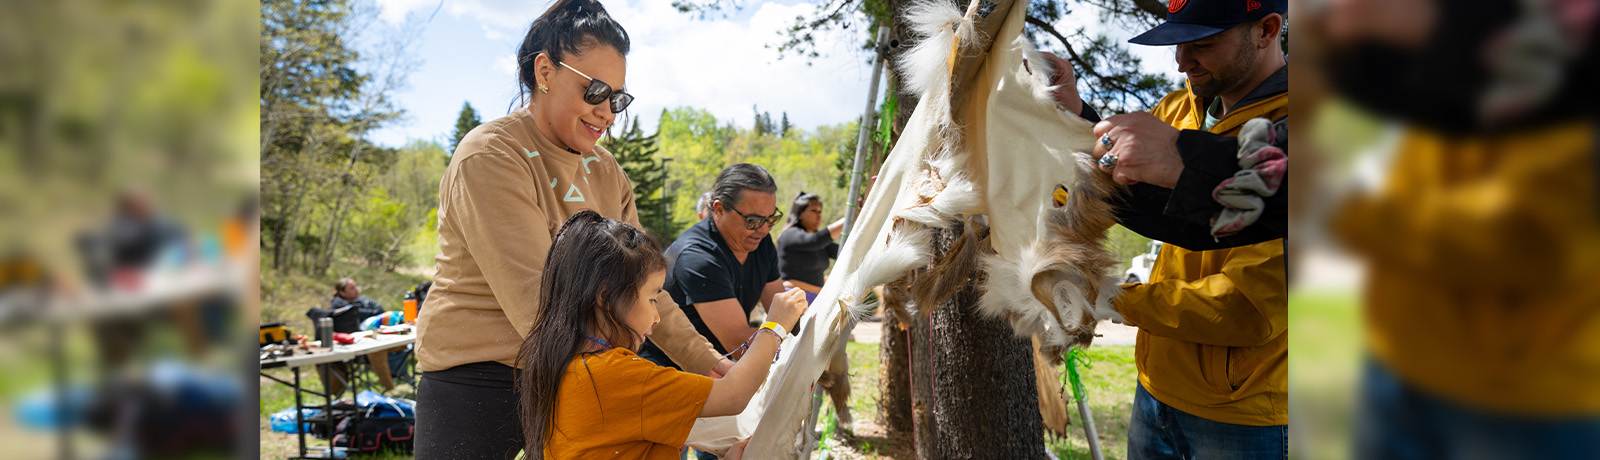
left=719, top=327, right=786, bottom=363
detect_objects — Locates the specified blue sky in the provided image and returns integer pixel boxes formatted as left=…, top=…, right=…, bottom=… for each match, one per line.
left=363, top=0, right=1182, bottom=150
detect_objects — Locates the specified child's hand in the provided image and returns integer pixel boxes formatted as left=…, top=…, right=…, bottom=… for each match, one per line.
left=768, top=288, right=809, bottom=333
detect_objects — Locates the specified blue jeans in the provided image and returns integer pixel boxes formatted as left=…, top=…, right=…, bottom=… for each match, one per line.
left=1357, top=357, right=1600, bottom=460
left=1128, top=382, right=1287, bottom=460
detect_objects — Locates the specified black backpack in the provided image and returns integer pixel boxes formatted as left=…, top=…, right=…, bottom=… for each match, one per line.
left=332, top=413, right=414, bottom=454
left=412, top=281, right=433, bottom=313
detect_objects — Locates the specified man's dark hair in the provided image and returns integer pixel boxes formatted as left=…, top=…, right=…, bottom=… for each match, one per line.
left=710, top=163, right=778, bottom=211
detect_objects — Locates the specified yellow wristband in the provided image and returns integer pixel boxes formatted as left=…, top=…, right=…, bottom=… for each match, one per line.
left=761, top=321, right=787, bottom=337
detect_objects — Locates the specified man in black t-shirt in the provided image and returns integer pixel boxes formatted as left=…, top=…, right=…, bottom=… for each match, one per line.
left=641, top=164, right=788, bottom=373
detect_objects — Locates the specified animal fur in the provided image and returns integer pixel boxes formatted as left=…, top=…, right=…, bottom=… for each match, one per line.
left=687, top=2, right=1124, bottom=455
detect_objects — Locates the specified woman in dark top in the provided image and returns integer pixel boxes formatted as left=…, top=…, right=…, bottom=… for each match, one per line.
left=774, top=192, right=845, bottom=296
left=772, top=191, right=856, bottom=429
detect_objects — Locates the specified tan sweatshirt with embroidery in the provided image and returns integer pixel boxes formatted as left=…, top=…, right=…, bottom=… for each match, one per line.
left=418, top=107, right=721, bottom=374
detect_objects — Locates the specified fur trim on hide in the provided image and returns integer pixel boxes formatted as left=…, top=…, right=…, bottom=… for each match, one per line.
left=974, top=147, right=1127, bottom=363
left=898, top=1, right=969, bottom=102
left=844, top=221, right=932, bottom=322
left=1014, top=35, right=1068, bottom=115
left=908, top=217, right=989, bottom=320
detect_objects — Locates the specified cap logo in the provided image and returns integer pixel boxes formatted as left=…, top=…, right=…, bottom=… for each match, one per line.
left=1247, top=0, right=1261, bottom=11
left=1168, top=0, right=1187, bottom=14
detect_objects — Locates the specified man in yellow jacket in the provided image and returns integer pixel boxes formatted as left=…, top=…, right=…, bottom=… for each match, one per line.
left=1051, top=0, right=1288, bottom=458
left=1319, top=0, right=1600, bottom=456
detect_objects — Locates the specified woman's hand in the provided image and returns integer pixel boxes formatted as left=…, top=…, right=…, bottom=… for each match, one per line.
left=767, top=288, right=810, bottom=333
left=724, top=438, right=751, bottom=460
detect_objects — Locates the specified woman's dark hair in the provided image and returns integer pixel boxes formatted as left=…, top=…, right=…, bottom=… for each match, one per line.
left=511, top=0, right=631, bottom=111
left=516, top=210, right=667, bottom=458
left=710, top=163, right=778, bottom=211
left=787, top=191, right=821, bottom=229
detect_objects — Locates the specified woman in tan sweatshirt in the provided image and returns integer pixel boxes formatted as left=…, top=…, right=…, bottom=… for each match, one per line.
left=412, top=1, right=728, bottom=458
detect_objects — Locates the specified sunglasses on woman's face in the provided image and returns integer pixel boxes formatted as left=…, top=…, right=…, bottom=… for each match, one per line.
left=556, top=60, right=634, bottom=113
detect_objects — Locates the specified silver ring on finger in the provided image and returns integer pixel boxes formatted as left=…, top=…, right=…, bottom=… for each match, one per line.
left=1099, top=153, right=1119, bottom=170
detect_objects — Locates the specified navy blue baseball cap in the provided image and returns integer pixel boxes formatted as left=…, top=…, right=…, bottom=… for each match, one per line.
left=1129, top=0, right=1287, bottom=46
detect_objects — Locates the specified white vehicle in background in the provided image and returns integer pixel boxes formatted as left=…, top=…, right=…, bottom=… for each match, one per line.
left=1124, top=241, right=1163, bottom=284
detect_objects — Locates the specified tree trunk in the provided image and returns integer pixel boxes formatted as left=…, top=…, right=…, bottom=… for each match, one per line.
left=908, top=291, right=936, bottom=457
left=315, top=139, right=371, bottom=273
left=878, top=284, right=914, bottom=436
left=270, top=133, right=323, bottom=272
left=316, top=187, right=352, bottom=274
left=910, top=225, right=1046, bottom=459
left=272, top=174, right=308, bottom=272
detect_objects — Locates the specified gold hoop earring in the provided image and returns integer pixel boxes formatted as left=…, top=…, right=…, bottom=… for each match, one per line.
left=537, top=83, right=549, bottom=93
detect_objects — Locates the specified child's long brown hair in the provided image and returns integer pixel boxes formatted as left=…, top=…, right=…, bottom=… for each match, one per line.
left=517, top=210, right=667, bottom=458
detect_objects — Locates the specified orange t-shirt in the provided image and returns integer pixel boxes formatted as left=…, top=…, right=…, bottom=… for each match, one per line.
left=544, top=347, right=714, bottom=459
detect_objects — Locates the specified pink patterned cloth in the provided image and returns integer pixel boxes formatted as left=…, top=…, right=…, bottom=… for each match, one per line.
left=1210, top=118, right=1286, bottom=238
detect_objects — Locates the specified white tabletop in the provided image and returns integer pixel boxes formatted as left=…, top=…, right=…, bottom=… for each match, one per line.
left=47, top=262, right=243, bottom=321
left=260, top=330, right=416, bottom=370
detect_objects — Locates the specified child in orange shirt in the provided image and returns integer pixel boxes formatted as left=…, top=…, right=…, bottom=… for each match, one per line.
left=517, top=211, right=809, bottom=459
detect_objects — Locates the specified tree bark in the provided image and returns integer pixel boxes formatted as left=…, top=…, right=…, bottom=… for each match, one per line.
left=911, top=225, right=1046, bottom=459
left=908, top=289, right=937, bottom=457
left=878, top=284, right=914, bottom=435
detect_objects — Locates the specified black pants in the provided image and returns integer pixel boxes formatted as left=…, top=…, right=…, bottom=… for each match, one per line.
left=415, top=361, right=522, bottom=459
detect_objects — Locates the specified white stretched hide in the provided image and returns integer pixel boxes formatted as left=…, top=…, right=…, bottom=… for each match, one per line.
left=685, top=2, right=1120, bottom=457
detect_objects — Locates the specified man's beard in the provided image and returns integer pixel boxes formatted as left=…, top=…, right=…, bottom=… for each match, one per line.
left=1191, top=37, right=1257, bottom=99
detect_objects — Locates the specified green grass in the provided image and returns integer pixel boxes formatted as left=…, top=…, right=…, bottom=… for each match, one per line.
left=844, top=341, right=883, bottom=423
left=1289, top=290, right=1362, bottom=460
left=1046, top=345, right=1138, bottom=460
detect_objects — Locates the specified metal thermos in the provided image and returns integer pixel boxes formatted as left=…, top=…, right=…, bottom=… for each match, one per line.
left=316, top=317, right=334, bottom=348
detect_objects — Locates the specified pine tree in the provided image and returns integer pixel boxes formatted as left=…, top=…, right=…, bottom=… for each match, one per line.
left=604, top=118, right=671, bottom=241
left=780, top=112, right=792, bottom=138
left=449, top=101, right=481, bottom=156
left=752, top=105, right=775, bottom=137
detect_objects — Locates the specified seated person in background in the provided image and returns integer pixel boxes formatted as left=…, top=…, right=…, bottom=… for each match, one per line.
left=306, top=278, right=408, bottom=393
left=78, top=188, right=197, bottom=371
left=307, top=278, right=385, bottom=332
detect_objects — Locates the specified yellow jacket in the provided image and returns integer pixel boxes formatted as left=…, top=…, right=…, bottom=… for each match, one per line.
left=1115, top=78, right=1289, bottom=426
left=1335, top=120, right=1600, bottom=416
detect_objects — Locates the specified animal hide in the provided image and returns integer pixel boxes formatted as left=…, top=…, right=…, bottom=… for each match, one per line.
left=684, top=1, right=1121, bottom=457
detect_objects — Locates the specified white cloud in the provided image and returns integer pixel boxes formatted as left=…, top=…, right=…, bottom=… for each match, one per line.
left=482, top=23, right=515, bottom=43
left=374, top=0, right=545, bottom=38
left=609, top=1, right=874, bottom=133
left=495, top=54, right=519, bottom=78
left=374, top=0, right=434, bottom=24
